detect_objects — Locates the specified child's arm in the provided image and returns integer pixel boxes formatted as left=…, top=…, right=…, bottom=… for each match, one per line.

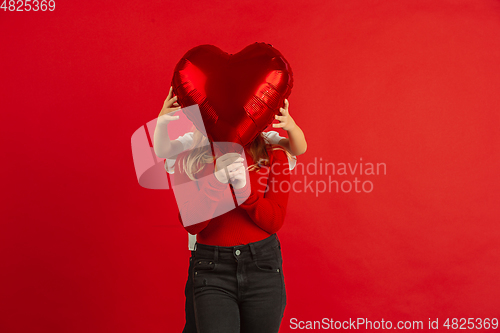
left=232, top=149, right=290, bottom=234
left=153, top=86, right=184, bottom=159
left=272, top=99, right=307, bottom=156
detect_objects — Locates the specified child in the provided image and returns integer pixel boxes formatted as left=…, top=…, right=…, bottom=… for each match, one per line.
left=154, top=87, right=307, bottom=332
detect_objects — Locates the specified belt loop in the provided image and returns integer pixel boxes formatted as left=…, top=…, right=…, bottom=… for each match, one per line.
left=249, top=243, right=257, bottom=260
left=194, top=242, right=198, bottom=252
left=214, top=247, right=219, bottom=262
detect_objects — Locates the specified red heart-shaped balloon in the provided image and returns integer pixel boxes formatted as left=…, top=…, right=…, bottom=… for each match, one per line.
left=171, top=43, right=293, bottom=152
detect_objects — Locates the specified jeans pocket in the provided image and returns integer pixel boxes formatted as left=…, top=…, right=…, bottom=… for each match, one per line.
left=275, top=245, right=283, bottom=265
left=193, top=259, right=219, bottom=294
left=193, top=259, right=217, bottom=273
left=254, top=251, right=281, bottom=273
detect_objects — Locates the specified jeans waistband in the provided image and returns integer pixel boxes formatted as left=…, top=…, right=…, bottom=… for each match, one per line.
left=194, top=234, right=280, bottom=261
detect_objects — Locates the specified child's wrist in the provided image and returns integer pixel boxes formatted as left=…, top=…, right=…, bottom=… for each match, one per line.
left=285, top=122, right=297, bottom=132
left=157, top=116, right=171, bottom=126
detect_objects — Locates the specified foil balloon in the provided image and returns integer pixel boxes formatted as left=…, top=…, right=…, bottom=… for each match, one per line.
left=171, top=42, right=293, bottom=154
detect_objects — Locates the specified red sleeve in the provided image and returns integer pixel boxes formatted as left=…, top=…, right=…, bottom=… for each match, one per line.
left=233, top=149, right=290, bottom=234
left=171, top=154, right=227, bottom=235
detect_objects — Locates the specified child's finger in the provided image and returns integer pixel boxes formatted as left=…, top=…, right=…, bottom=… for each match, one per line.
left=229, top=163, right=244, bottom=173
left=284, top=99, right=289, bottom=109
left=159, top=113, right=180, bottom=121
left=272, top=122, right=285, bottom=128
left=228, top=161, right=244, bottom=170
left=275, top=115, right=285, bottom=121
left=217, top=153, right=241, bottom=169
left=167, top=86, right=173, bottom=100
left=165, top=95, right=178, bottom=108
left=280, top=108, right=289, bottom=116
left=165, top=106, right=181, bottom=116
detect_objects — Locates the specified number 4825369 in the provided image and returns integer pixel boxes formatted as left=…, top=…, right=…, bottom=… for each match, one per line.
left=443, top=318, right=498, bottom=330
left=1, top=0, right=55, bottom=11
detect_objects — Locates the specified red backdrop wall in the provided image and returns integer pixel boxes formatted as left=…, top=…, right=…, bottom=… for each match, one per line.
left=1, top=0, right=499, bottom=332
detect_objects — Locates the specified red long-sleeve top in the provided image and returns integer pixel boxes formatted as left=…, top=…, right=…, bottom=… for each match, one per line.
left=171, top=147, right=290, bottom=246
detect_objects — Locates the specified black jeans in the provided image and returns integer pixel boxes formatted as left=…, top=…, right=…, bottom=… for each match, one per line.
left=188, top=234, right=286, bottom=333
left=182, top=251, right=197, bottom=333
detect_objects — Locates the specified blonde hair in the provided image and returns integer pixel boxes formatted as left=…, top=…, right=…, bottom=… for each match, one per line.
left=179, top=128, right=214, bottom=181
left=180, top=128, right=294, bottom=180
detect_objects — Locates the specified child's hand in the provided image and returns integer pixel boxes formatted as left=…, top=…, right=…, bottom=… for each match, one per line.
left=228, top=161, right=247, bottom=190
left=214, top=153, right=247, bottom=189
left=158, top=86, right=181, bottom=124
left=272, top=99, right=296, bottom=131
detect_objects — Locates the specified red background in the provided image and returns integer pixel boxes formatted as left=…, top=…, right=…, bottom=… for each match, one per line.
left=1, top=0, right=500, bottom=332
